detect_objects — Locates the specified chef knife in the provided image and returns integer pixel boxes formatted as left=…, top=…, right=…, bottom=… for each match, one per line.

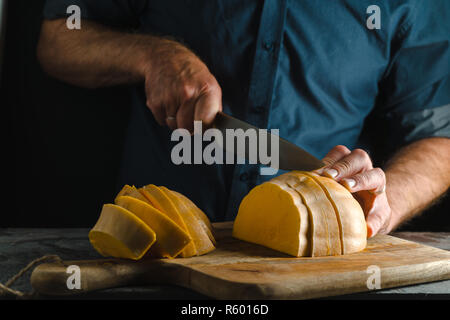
left=213, top=111, right=325, bottom=171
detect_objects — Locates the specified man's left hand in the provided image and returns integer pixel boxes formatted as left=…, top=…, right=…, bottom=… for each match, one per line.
left=315, top=145, right=392, bottom=238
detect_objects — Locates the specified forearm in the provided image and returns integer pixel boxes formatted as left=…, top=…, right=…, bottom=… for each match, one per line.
left=38, top=18, right=221, bottom=130
left=384, top=137, right=450, bottom=231
left=37, top=19, right=188, bottom=89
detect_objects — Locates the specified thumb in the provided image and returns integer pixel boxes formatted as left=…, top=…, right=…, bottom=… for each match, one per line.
left=366, top=209, right=385, bottom=238
left=194, top=87, right=222, bottom=129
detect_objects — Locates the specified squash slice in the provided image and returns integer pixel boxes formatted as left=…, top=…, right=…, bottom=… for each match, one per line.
left=274, top=172, right=341, bottom=256
left=115, top=185, right=148, bottom=203
left=303, top=172, right=367, bottom=254
left=233, top=181, right=310, bottom=257
left=160, top=187, right=215, bottom=256
left=89, top=204, right=156, bottom=260
left=115, top=196, right=192, bottom=258
left=172, top=190, right=216, bottom=245
left=139, top=184, right=197, bottom=257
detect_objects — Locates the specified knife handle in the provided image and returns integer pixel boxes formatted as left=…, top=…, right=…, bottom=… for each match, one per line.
left=30, top=258, right=172, bottom=296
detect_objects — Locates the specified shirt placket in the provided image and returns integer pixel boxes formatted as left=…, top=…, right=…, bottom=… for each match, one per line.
left=225, top=0, right=288, bottom=220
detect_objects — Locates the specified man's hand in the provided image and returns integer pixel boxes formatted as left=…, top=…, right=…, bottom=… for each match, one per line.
left=141, top=39, right=222, bottom=132
left=316, top=145, right=391, bottom=238
left=37, top=20, right=222, bottom=131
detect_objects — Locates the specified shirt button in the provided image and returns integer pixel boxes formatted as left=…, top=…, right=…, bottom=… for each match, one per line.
left=240, top=172, right=249, bottom=182
left=263, top=41, right=274, bottom=51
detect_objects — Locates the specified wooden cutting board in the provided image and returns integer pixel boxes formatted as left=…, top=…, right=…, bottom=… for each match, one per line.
left=31, top=222, right=450, bottom=299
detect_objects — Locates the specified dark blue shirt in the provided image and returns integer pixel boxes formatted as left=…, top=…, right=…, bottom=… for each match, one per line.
left=43, top=0, right=450, bottom=221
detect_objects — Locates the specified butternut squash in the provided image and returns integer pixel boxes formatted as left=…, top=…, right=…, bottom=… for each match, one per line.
left=302, top=172, right=367, bottom=254
left=139, top=185, right=215, bottom=257
left=172, top=190, right=216, bottom=245
left=274, top=172, right=342, bottom=256
left=115, top=185, right=148, bottom=203
left=115, top=196, right=192, bottom=258
left=89, top=184, right=216, bottom=260
left=233, top=180, right=310, bottom=257
left=89, top=204, right=156, bottom=260
left=233, top=171, right=367, bottom=257
left=139, top=185, right=198, bottom=257
left=159, top=187, right=215, bottom=256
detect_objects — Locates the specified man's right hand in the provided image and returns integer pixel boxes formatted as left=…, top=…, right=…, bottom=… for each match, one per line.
left=141, top=39, right=222, bottom=132
left=37, top=20, right=221, bottom=132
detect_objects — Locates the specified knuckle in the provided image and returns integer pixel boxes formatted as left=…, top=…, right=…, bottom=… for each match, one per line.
left=202, top=77, right=221, bottom=94
left=146, top=95, right=162, bottom=110
left=322, top=158, right=334, bottom=166
left=146, top=100, right=157, bottom=111
left=334, top=145, right=351, bottom=155
left=353, top=148, right=370, bottom=160
left=356, top=172, right=370, bottom=186
left=151, top=102, right=163, bottom=113
left=373, top=167, right=384, bottom=176
left=373, top=167, right=386, bottom=183
left=180, top=84, right=195, bottom=100
left=334, top=159, right=352, bottom=173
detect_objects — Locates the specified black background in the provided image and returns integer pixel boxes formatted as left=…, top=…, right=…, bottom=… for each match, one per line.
left=1, top=0, right=448, bottom=230
left=2, top=0, right=131, bottom=227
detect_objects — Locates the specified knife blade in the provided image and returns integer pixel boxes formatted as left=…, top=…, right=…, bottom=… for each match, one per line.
left=213, top=112, right=325, bottom=171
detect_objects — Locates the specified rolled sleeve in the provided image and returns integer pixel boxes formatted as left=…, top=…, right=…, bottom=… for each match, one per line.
left=385, top=102, right=450, bottom=144
left=43, top=0, right=146, bottom=28
left=375, top=1, right=450, bottom=149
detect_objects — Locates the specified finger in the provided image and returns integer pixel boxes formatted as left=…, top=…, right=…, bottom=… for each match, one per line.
left=166, top=98, right=186, bottom=127
left=341, top=167, right=386, bottom=193
left=365, top=195, right=390, bottom=238
left=352, top=192, right=376, bottom=215
left=194, top=87, right=222, bottom=129
left=366, top=210, right=383, bottom=238
left=323, top=148, right=373, bottom=180
left=315, top=145, right=351, bottom=174
left=146, top=99, right=166, bottom=126
left=166, top=115, right=178, bottom=130
left=176, top=98, right=196, bottom=133
left=165, top=85, right=194, bottom=130
left=165, top=99, right=181, bottom=130
left=322, top=145, right=351, bottom=166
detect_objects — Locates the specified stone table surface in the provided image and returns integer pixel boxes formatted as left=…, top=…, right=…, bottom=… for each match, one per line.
left=0, top=229, right=449, bottom=300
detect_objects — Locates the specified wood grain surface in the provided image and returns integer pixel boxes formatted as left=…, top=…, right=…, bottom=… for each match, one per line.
left=30, top=222, right=450, bottom=299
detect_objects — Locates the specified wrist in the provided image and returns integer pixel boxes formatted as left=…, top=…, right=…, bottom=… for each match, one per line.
left=135, top=36, right=202, bottom=82
left=132, top=35, right=158, bottom=82
left=385, top=180, right=409, bottom=232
